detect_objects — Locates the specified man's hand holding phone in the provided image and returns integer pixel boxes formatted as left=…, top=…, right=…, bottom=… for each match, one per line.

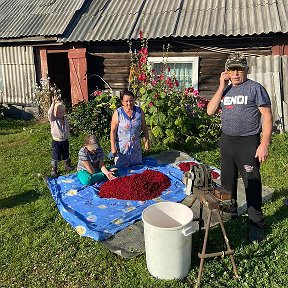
left=220, top=71, right=230, bottom=86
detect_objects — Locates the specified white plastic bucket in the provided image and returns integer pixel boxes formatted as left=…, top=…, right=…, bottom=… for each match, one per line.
left=142, top=201, right=193, bottom=280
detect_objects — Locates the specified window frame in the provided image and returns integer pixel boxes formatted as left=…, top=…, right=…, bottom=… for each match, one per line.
left=147, top=56, right=199, bottom=89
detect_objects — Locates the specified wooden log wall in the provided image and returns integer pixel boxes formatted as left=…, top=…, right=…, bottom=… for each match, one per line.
left=87, top=37, right=272, bottom=99
left=88, top=52, right=131, bottom=90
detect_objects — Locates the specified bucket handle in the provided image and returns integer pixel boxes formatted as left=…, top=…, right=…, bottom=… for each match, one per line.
left=182, top=226, right=193, bottom=236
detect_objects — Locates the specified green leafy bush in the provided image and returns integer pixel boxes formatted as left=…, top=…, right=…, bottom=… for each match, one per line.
left=129, top=39, right=221, bottom=151
left=68, top=92, right=120, bottom=140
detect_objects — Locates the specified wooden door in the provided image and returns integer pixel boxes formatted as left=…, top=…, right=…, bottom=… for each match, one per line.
left=68, top=48, right=88, bottom=105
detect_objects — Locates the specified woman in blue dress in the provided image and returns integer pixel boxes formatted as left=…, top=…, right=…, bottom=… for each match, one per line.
left=110, top=89, right=150, bottom=168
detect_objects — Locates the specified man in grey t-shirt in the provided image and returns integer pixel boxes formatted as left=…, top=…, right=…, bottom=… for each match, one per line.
left=207, top=53, right=273, bottom=242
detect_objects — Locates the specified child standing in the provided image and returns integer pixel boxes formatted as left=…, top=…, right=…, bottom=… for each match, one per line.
left=48, top=97, right=73, bottom=178
left=77, top=135, right=116, bottom=185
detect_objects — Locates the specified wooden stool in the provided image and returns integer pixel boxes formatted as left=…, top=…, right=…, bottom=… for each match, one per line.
left=187, top=187, right=239, bottom=288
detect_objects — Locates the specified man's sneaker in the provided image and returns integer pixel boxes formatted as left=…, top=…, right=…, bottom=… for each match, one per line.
left=249, top=225, right=264, bottom=243
left=220, top=201, right=238, bottom=218
left=220, top=205, right=238, bottom=218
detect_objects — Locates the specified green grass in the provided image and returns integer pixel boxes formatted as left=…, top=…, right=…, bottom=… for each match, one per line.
left=0, top=120, right=288, bottom=288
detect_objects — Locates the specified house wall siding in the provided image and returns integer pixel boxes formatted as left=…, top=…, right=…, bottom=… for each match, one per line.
left=0, top=46, right=36, bottom=105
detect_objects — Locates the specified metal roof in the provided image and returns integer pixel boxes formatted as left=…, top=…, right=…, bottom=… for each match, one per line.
left=0, top=0, right=287, bottom=41
left=61, top=0, right=288, bottom=42
left=0, top=0, right=85, bottom=39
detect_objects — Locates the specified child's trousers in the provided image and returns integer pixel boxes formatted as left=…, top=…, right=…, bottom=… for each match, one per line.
left=77, top=169, right=106, bottom=186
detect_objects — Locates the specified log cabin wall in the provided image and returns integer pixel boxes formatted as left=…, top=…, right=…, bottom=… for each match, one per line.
left=86, top=37, right=272, bottom=99
left=88, top=52, right=131, bottom=92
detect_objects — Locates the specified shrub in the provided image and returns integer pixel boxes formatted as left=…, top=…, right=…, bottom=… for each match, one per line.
left=129, top=37, right=221, bottom=151
left=68, top=92, right=120, bottom=140
left=0, top=104, right=6, bottom=119
left=32, top=78, right=61, bottom=120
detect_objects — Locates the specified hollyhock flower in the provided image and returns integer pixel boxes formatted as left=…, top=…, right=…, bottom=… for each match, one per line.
left=93, top=90, right=102, bottom=96
left=166, top=77, right=174, bottom=88
left=158, top=74, right=165, bottom=81
left=140, top=47, right=148, bottom=56
left=148, top=101, right=154, bottom=107
left=151, top=80, right=157, bottom=86
left=167, top=66, right=171, bottom=72
left=197, top=100, right=207, bottom=109
left=138, top=73, right=146, bottom=82
left=174, top=79, right=179, bottom=87
left=140, top=56, right=147, bottom=64
left=99, top=170, right=171, bottom=201
left=184, top=87, right=194, bottom=95
left=139, top=30, right=143, bottom=40
left=193, top=89, right=199, bottom=96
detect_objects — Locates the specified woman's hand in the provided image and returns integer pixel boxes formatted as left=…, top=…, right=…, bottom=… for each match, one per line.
left=110, top=110, right=119, bottom=155
left=111, top=147, right=118, bottom=156
left=144, top=139, right=150, bottom=151
left=141, top=108, right=150, bottom=151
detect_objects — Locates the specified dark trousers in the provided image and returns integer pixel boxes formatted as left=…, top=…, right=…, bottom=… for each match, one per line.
left=51, top=140, right=70, bottom=166
left=220, top=133, right=264, bottom=228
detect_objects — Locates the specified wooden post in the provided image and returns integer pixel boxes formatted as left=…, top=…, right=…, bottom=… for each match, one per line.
left=39, top=48, right=48, bottom=79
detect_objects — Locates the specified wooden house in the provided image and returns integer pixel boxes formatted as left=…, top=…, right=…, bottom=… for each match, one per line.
left=0, top=0, right=287, bottom=129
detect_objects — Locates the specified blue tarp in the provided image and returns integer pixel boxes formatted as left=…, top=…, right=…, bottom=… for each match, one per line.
left=47, top=158, right=187, bottom=241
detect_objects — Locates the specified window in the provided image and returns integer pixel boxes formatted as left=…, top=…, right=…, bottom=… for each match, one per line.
left=147, top=56, right=199, bottom=89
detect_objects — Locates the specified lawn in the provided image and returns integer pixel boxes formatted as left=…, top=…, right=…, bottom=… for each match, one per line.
left=0, top=119, right=288, bottom=288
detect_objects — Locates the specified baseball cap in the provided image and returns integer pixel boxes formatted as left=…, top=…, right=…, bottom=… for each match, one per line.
left=225, top=53, right=247, bottom=70
left=87, top=135, right=99, bottom=150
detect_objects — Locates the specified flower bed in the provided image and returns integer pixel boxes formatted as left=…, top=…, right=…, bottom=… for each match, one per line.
left=99, top=170, right=171, bottom=201
left=178, top=161, right=220, bottom=179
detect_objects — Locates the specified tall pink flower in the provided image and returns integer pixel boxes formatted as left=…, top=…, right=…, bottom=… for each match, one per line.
left=193, top=89, right=199, bottom=96
left=140, top=47, right=148, bottom=56
left=93, top=90, right=102, bottom=96
left=197, top=101, right=206, bottom=109
left=184, top=87, right=194, bottom=95
left=140, top=56, right=147, bottom=64
left=166, top=77, right=174, bottom=88
left=158, top=74, right=165, bottom=81
left=138, top=74, right=146, bottom=82
left=197, top=97, right=208, bottom=109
